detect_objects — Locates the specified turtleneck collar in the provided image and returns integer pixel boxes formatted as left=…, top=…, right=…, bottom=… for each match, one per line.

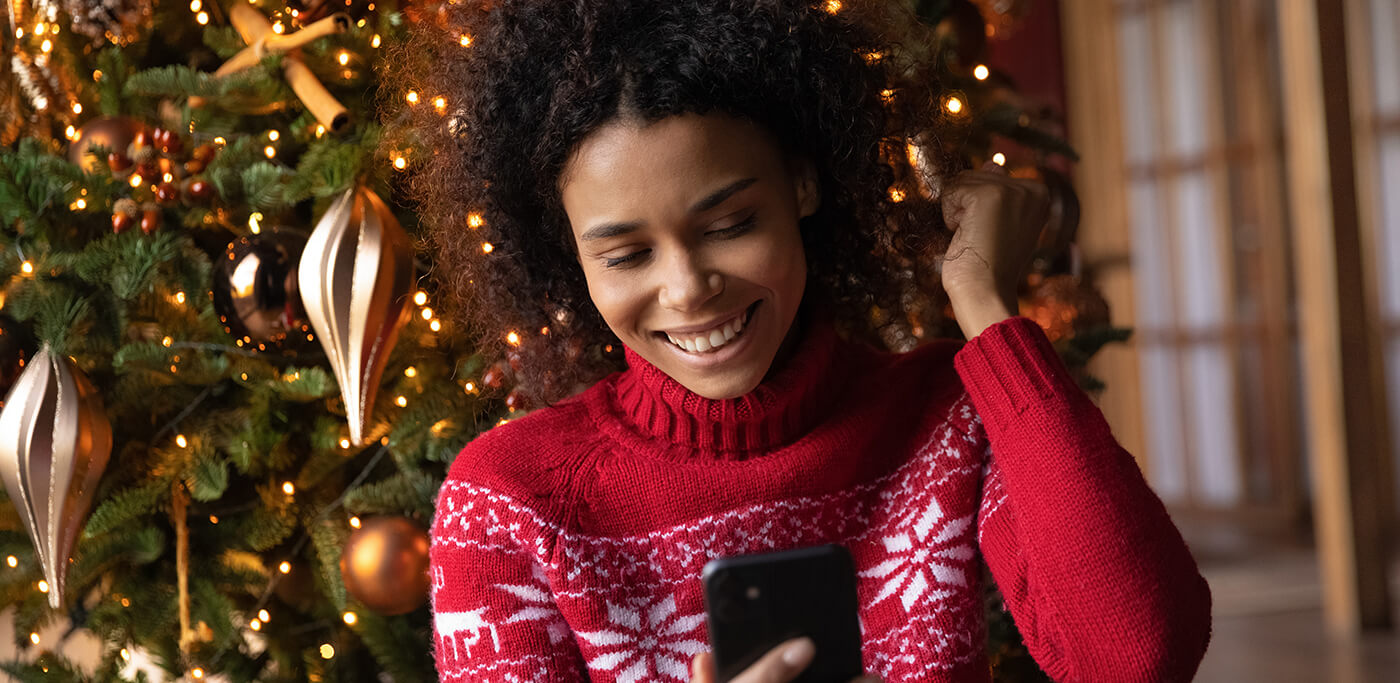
left=602, top=309, right=849, bottom=460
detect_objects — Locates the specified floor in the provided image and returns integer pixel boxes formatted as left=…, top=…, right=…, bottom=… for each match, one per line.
left=1188, top=525, right=1400, bottom=682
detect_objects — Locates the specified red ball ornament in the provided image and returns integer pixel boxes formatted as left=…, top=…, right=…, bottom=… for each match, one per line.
left=481, top=362, right=509, bottom=390
left=67, top=116, right=146, bottom=174
left=155, top=182, right=179, bottom=204
left=339, top=516, right=431, bottom=615
left=504, top=389, right=528, bottom=412
left=106, top=152, right=132, bottom=173
left=184, top=179, right=213, bottom=203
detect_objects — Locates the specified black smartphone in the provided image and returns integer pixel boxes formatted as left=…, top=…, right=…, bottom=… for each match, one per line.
left=701, top=544, right=864, bottom=683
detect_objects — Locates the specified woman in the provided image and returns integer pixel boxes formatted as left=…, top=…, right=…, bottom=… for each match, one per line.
left=398, top=1, right=1212, bottom=681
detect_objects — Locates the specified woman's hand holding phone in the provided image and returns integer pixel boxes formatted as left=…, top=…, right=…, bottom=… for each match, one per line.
left=688, top=639, right=883, bottom=683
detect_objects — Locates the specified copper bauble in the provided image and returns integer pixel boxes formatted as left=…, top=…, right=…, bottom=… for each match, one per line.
left=339, top=516, right=430, bottom=615
left=67, top=117, right=146, bottom=174
left=212, top=228, right=310, bottom=346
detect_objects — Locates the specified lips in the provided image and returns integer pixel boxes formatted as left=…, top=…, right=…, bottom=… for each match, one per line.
left=659, top=301, right=758, bottom=355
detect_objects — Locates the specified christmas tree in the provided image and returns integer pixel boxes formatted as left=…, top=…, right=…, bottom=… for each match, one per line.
left=0, top=0, right=1119, bottom=680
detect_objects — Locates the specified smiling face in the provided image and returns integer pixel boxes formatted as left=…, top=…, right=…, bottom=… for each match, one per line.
left=559, top=113, right=819, bottom=399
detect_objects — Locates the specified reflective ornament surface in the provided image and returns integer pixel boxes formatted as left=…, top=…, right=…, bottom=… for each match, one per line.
left=213, top=228, right=311, bottom=346
left=339, top=516, right=430, bottom=615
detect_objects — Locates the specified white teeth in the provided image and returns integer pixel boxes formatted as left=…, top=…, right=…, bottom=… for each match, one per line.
left=665, top=309, right=751, bottom=355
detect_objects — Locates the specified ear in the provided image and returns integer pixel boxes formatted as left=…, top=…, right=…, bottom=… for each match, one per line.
left=793, top=159, right=821, bottom=219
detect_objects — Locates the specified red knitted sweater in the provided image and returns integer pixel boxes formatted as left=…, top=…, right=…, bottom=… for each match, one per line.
left=429, top=316, right=1212, bottom=682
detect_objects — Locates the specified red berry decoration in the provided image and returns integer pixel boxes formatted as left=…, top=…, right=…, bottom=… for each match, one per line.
left=184, top=159, right=206, bottom=175
left=111, top=213, right=134, bottom=234
left=191, top=144, right=216, bottom=162
left=155, top=183, right=179, bottom=204
left=481, top=362, right=508, bottom=390
left=184, top=179, right=213, bottom=203
left=106, top=152, right=132, bottom=173
left=140, top=208, right=161, bottom=235
left=504, top=389, right=528, bottom=412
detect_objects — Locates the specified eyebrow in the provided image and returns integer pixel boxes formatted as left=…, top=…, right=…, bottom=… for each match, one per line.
left=578, top=177, right=758, bottom=242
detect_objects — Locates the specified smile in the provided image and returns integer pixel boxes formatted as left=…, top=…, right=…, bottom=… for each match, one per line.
left=662, top=303, right=757, bottom=354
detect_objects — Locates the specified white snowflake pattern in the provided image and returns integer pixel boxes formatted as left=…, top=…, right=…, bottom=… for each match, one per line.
left=861, top=494, right=975, bottom=612
left=494, top=563, right=571, bottom=645
left=575, top=595, right=707, bottom=682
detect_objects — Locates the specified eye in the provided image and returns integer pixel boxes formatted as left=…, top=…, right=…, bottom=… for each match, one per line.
left=706, top=215, right=756, bottom=238
left=603, top=249, right=650, bottom=269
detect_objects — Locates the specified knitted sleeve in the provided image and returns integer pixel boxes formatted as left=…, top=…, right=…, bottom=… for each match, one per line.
left=430, top=479, right=587, bottom=681
left=955, top=317, right=1212, bottom=683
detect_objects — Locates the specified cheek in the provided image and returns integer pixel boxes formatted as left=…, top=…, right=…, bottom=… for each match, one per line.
left=584, top=271, right=647, bottom=332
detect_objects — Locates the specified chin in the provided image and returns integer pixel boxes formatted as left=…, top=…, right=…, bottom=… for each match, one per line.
left=680, top=373, right=764, bottom=400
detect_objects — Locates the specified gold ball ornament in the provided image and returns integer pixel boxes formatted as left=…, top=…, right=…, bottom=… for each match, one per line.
left=67, top=117, right=147, bottom=174
left=339, top=516, right=430, bottom=615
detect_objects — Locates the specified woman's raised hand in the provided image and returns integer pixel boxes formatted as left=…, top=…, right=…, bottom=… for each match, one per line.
left=688, top=637, right=883, bottom=683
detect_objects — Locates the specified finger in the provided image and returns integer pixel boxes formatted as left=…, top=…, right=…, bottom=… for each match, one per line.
left=732, top=637, right=816, bottom=683
left=692, top=652, right=716, bottom=683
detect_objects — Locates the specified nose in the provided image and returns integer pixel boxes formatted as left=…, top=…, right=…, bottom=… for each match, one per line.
left=656, top=251, right=723, bottom=313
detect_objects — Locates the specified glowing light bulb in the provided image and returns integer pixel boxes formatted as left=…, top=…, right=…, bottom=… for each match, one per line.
left=315, top=125, right=326, bottom=138
left=175, top=291, right=187, bottom=304
left=250, top=618, right=262, bottom=630
left=464, top=382, right=476, bottom=393
left=889, top=187, right=905, bottom=203
left=320, top=644, right=335, bottom=659
left=209, top=515, right=219, bottom=524
left=393, top=156, right=407, bottom=170
left=197, top=11, right=209, bottom=24
left=467, top=212, right=484, bottom=229
left=71, top=102, right=82, bottom=114
left=190, top=0, right=202, bottom=11
left=992, top=152, right=1006, bottom=166
left=120, top=648, right=130, bottom=661
left=945, top=96, right=964, bottom=115
left=20, top=261, right=34, bottom=275
left=421, top=308, right=434, bottom=320
left=372, top=34, right=381, bottom=48
left=406, top=90, right=419, bottom=105
left=272, top=21, right=284, bottom=34
left=974, top=64, right=990, bottom=80
left=340, top=438, right=351, bottom=449
left=433, top=96, right=447, bottom=114
left=429, top=319, right=442, bottom=332
left=259, top=609, right=271, bottom=621
left=191, top=668, right=205, bottom=679
left=413, top=291, right=428, bottom=305
left=130, top=174, right=144, bottom=188
left=338, top=51, right=350, bottom=66
left=349, top=516, right=361, bottom=529
left=824, top=0, right=842, bottom=13
left=404, top=366, right=418, bottom=378
left=458, top=34, right=472, bottom=47
left=6, top=556, right=16, bottom=568
left=75, top=198, right=87, bottom=210
left=176, top=434, right=188, bottom=448
left=395, top=395, right=408, bottom=407
left=41, top=39, right=52, bottom=52
left=282, top=481, right=295, bottom=495
left=267, top=130, right=280, bottom=141
left=506, top=331, right=521, bottom=346
left=29, top=632, right=39, bottom=645
left=37, top=580, right=48, bottom=592
left=264, top=145, right=277, bottom=158
left=343, top=611, right=358, bottom=625
left=481, top=242, right=494, bottom=254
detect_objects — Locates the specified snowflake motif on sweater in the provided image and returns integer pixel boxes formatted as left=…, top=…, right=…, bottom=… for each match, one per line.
left=575, top=595, right=708, bottom=682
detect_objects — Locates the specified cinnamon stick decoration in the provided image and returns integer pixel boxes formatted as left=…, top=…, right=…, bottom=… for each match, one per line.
left=190, top=3, right=351, bottom=134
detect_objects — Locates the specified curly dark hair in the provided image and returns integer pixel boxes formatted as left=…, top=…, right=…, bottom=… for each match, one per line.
left=387, top=0, right=960, bottom=404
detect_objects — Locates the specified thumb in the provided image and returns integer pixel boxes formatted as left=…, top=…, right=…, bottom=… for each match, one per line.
left=691, top=652, right=717, bottom=682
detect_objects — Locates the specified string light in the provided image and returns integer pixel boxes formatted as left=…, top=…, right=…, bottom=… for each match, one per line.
left=420, top=308, right=434, bottom=320
left=162, top=336, right=173, bottom=347
left=35, top=22, right=45, bottom=35
left=337, top=51, right=350, bottom=66
left=249, top=211, right=263, bottom=233
left=130, top=174, right=144, bottom=188
left=343, top=611, right=358, bottom=625
left=176, top=434, right=188, bottom=448
left=340, top=438, right=351, bottom=449
left=71, top=102, right=82, bottom=114
left=258, top=609, right=271, bottom=622
left=974, top=64, right=990, bottom=80
left=282, top=481, right=295, bottom=495
left=467, top=212, right=484, bottom=229
left=197, top=11, right=209, bottom=24
left=371, top=34, right=381, bottom=48
left=163, top=172, right=174, bottom=183
left=209, top=515, right=219, bottom=524
left=14, top=28, right=21, bottom=39
left=481, top=242, right=494, bottom=254
left=404, top=366, right=418, bottom=378
left=395, top=395, right=408, bottom=407
left=889, top=187, right=905, bottom=203
left=320, top=644, right=335, bottom=659
left=824, top=0, right=842, bottom=13
left=464, top=382, right=476, bottom=393
left=41, top=39, right=52, bottom=53
left=120, top=648, right=130, bottom=661
left=272, top=21, right=285, bottom=34
left=992, top=152, right=1006, bottom=166
left=37, top=580, right=48, bottom=593
left=121, top=597, right=130, bottom=607
left=506, top=331, right=521, bottom=346
left=190, top=0, right=202, bottom=10
left=75, top=198, right=87, bottom=210
left=264, top=145, right=277, bottom=159
left=6, top=556, right=16, bottom=567
left=191, top=667, right=205, bottom=679
left=880, top=88, right=894, bottom=102
left=429, top=319, right=442, bottom=332
left=20, top=261, right=34, bottom=275
left=405, top=90, right=419, bottom=105
left=249, top=618, right=262, bottom=630
left=277, top=559, right=291, bottom=574
left=29, top=632, right=39, bottom=645
left=267, top=130, right=280, bottom=142
left=93, top=69, right=103, bottom=81
left=433, top=96, right=447, bottom=114
left=458, top=34, right=472, bottom=47
left=393, top=155, right=407, bottom=170
left=175, top=291, right=187, bottom=304
left=540, top=326, right=550, bottom=336
left=214, top=136, right=227, bottom=146
left=945, top=95, right=964, bottom=115
left=413, top=291, right=428, bottom=305
left=349, top=516, right=361, bottom=529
